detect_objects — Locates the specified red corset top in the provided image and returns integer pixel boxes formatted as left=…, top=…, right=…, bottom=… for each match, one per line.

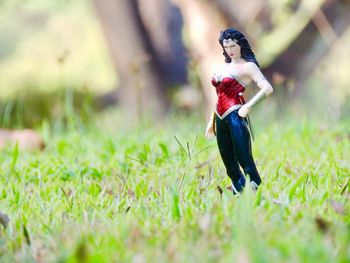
left=211, top=77, right=245, bottom=116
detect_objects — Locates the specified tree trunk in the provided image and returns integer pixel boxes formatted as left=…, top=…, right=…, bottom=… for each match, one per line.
left=137, top=0, right=188, bottom=86
left=172, top=0, right=229, bottom=115
left=265, top=0, right=350, bottom=96
left=92, top=0, right=169, bottom=120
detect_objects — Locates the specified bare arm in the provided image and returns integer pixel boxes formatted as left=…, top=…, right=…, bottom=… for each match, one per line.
left=205, top=111, right=216, bottom=139
left=238, top=62, right=273, bottom=117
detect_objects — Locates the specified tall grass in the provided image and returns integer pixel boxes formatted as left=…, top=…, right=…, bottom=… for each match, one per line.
left=0, top=87, right=95, bottom=129
left=0, top=109, right=349, bottom=262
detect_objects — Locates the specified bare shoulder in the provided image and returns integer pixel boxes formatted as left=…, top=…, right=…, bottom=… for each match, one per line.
left=244, top=61, right=259, bottom=71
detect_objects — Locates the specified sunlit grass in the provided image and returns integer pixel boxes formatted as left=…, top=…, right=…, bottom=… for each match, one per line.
left=0, top=110, right=349, bottom=262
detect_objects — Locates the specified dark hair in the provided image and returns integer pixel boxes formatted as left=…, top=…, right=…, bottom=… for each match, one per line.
left=219, top=28, right=259, bottom=67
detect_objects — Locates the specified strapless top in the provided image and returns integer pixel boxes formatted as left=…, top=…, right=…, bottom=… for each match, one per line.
left=212, top=77, right=245, bottom=117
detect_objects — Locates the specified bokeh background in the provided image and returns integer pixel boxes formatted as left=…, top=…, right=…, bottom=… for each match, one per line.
left=1, top=1, right=350, bottom=262
left=0, top=0, right=349, bottom=127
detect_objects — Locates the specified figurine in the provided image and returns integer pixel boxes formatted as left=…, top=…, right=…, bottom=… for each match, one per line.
left=206, top=28, right=273, bottom=194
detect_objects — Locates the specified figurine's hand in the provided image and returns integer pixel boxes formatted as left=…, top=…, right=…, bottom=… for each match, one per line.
left=205, top=120, right=215, bottom=139
left=238, top=105, right=250, bottom=118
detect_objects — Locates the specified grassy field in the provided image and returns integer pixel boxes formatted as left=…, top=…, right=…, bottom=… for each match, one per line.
left=0, top=110, right=349, bottom=263
left=1, top=1, right=350, bottom=262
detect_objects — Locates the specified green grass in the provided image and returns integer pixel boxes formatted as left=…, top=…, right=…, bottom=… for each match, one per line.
left=0, top=111, right=349, bottom=262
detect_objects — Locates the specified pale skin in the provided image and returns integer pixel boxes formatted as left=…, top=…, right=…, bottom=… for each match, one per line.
left=206, top=39, right=273, bottom=138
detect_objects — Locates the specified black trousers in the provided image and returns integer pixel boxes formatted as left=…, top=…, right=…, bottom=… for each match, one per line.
left=216, top=109, right=261, bottom=192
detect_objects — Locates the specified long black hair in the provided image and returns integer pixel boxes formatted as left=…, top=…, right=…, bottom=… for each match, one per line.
left=219, top=28, right=259, bottom=67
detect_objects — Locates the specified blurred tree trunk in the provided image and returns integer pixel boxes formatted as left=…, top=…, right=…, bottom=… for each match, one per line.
left=213, top=0, right=266, bottom=41
left=137, top=0, right=188, bottom=86
left=92, top=0, right=350, bottom=117
left=265, top=0, right=350, bottom=97
left=172, top=0, right=230, bottom=115
left=92, top=0, right=168, bottom=119
left=92, top=0, right=188, bottom=119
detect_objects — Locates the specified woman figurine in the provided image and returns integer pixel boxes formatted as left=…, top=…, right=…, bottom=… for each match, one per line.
left=206, top=28, right=273, bottom=195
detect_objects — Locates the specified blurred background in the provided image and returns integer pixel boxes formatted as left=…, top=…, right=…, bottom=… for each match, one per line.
left=0, top=0, right=349, bottom=129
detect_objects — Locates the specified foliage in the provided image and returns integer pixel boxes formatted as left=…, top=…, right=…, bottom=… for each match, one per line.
left=0, top=111, right=349, bottom=262
left=0, top=87, right=95, bottom=129
left=0, top=0, right=116, bottom=101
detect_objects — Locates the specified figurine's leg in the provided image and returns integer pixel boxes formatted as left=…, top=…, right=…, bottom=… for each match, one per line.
left=228, top=113, right=261, bottom=186
left=215, top=116, right=246, bottom=193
